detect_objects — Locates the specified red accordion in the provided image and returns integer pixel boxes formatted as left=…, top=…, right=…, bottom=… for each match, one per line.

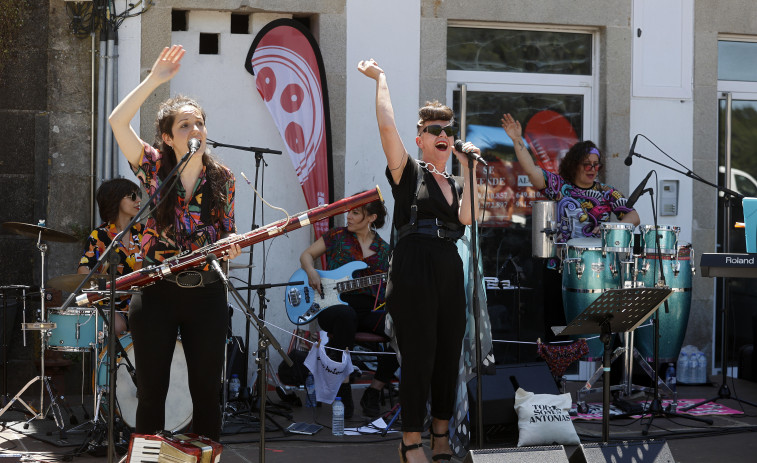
left=126, top=433, right=223, bottom=463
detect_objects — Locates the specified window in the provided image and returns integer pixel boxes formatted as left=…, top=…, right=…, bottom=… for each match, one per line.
left=718, top=41, right=757, bottom=82
left=447, top=27, right=592, bottom=75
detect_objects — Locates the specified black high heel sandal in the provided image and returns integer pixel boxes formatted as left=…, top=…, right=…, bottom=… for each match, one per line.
left=429, top=428, right=453, bottom=462
left=398, top=440, right=424, bottom=463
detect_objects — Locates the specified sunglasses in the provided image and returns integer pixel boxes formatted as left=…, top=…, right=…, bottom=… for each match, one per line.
left=421, top=124, right=458, bottom=137
left=582, top=162, right=603, bottom=172
left=126, top=191, right=142, bottom=201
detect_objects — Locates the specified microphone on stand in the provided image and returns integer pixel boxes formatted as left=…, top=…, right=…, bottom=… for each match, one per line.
left=454, top=139, right=488, bottom=166
left=625, top=134, right=638, bottom=166
left=188, top=138, right=201, bottom=154
left=626, top=170, right=654, bottom=208
left=206, top=254, right=229, bottom=285
left=178, top=138, right=202, bottom=164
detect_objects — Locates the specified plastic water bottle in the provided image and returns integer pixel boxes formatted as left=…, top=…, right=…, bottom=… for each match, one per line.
left=696, top=352, right=707, bottom=384
left=229, top=374, right=241, bottom=400
left=677, top=352, right=689, bottom=384
left=332, top=397, right=345, bottom=436
left=305, top=373, right=317, bottom=408
left=665, top=363, right=676, bottom=392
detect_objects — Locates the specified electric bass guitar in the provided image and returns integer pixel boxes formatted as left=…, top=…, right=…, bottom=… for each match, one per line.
left=285, top=261, right=387, bottom=325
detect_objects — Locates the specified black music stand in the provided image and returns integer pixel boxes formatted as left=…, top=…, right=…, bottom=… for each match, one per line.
left=553, top=287, right=672, bottom=442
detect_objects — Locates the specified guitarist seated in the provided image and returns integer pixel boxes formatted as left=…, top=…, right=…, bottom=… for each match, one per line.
left=299, top=197, right=398, bottom=419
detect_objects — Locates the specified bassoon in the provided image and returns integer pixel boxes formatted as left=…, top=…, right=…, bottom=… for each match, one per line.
left=75, top=187, right=382, bottom=307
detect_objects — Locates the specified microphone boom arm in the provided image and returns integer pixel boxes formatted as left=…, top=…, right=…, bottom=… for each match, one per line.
left=629, top=150, right=743, bottom=200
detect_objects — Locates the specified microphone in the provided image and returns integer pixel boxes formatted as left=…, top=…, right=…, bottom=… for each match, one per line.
left=206, top=254, right=229, bottom=285
left=454, top=139, right=488, bottom=166
left=625, top=134, right=638, bottom=166
left=188, top=138, right=201, bottom=154
left=626, top=170, right=654, bottom=208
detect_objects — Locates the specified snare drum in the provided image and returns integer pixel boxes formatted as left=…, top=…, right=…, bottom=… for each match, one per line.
left=640, top=224, right=680, bottom=256
left=600, top=222, right=635, bottom=254
left=562, top=238, right=621, bottom=358
left=95, top=333, right=192, bottom=432
left=47, top=307, right=103, bottom=352
left=635, top=243, right=694, bottom=363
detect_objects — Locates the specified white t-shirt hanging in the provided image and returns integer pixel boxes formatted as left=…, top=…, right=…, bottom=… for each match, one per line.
left=304, top=338, right=354, bottom=404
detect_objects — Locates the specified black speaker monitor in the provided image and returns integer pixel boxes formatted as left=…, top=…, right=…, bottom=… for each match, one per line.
left=467, top=362, right=558, bottom=427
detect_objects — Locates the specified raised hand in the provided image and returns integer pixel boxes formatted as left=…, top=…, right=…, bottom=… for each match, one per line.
left=150, top=45, right=186, bottom=84
left=501, top=113, right=523, bottom=141
left=357, top=58, right=385, bottom=80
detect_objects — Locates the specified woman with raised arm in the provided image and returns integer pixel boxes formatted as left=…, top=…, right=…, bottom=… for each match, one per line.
left=358, top=58, right=481, bottom=463
left=109, top=44, right=241, bottom=440
left=501, top=113, right=639, bottom=239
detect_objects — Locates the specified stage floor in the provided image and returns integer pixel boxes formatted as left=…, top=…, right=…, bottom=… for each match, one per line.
left=2, top=374, right=757, bottom=462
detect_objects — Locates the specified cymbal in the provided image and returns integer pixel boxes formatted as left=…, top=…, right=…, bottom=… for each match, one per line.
left=3, top=222, right=78, bottom=243
left=48, top=274, right=97, bottom=293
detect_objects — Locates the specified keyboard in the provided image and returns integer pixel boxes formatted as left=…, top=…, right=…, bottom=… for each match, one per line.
left=699, top=253, right=757, bottom=278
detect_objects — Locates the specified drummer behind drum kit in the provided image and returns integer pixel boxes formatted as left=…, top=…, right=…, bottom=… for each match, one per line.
left=532, top=201, right=694, bottom=400
left=0, top=221, right=191, bottom=443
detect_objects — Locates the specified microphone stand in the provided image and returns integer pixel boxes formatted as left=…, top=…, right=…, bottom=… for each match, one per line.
left=210, top=267, right=292, bottom=463
left=465, top=157, right=485, bottom=449
left=638, top=187, right=713, bottom=434
left=58, top=142, right=200, bottom=463
left=627, top=148, right=753, bottom=412
left=207, top=139, right=282, bottom=400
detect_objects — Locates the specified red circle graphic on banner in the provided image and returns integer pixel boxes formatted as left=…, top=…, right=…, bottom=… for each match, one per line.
left=256, top=67, right=277, bottom=102
left=280, top=83, right=305, bottom=113
left=284, top=122, right=306, bottom=153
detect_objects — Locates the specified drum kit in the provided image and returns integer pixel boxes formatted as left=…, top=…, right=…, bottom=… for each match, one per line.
left=0, top=221, right=191, bottom=443
left=533, top=201, right=694, bottom=400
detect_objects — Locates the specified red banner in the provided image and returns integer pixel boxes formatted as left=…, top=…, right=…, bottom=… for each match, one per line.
left=245, top=19, right=334, bottom=238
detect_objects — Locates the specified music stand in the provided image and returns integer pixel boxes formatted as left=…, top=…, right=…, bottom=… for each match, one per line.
left=553, top=287, right=672, bottom=442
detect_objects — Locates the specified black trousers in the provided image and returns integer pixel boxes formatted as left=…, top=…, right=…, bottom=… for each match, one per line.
left=129, top=279, right=228, bottom=441
left=386, top=236, right=467, bottom=432
left=317, top=293, right=399, bottom=384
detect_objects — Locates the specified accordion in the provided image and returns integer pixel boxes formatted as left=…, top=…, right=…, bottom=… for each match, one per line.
left=126, top=433, right=223, bottom=463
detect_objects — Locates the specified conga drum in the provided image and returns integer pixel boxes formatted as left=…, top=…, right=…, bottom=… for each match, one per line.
left=640, top=224, right=680, bottom=256
left=600, top=222, right=635, bottom=255
left=561, top=238, right=621, bottom=358
left=635, top=243, right=694, bottom=363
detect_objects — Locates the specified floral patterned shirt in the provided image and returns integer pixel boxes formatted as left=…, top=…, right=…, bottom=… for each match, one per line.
left=322, top=227, right=389, bottom=301
left=78, top=222, right=144, bottom=308
left=542, top=169, right=634, bottom=244
left=131, top=142, right=236, bottom=266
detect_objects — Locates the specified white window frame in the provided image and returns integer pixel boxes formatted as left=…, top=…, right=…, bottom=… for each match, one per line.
left=445, top=23, right=600, bottom=143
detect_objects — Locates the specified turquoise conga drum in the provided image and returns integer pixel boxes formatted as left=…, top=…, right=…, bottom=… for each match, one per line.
left=600, top=222, right=635, bottom=255
left=561, top=237, right=621, bottom=358
left=640, top=224, right=680, bottom=256
left=635, top=243, right=694, bottom=363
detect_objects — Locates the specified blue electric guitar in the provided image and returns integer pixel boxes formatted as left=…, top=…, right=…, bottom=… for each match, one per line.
left=285, top=261, right=387, bottom=325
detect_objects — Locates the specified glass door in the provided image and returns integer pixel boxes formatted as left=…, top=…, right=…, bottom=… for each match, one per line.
left=448, top=83, right=593, bottom=364
left=716, top=95, right=757, bottom=371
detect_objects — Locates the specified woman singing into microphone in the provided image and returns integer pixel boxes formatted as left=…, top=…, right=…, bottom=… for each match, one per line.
left=109, top=44, right=241, bottom=440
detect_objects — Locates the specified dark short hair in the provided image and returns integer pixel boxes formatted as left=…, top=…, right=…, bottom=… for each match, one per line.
left=559, top=140, right=601, bottom=184
left=96, top=178, right=140, bottom=223
left=353, top=192, right=388, bottom=230
left=416, top=100, right=454, bottom=131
